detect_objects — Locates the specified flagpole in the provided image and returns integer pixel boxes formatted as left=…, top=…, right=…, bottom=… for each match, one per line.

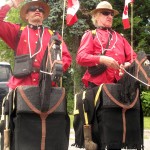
left=60, top=0, right=66, bottom=87
left=130, top=2, right=134, bottom=62
left=62, top=0, right=66, bottom=41
left=131, top=2, right=133, bottom=48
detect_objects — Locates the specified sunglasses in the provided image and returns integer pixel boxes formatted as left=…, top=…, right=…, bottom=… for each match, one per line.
left=101, top=11, right=114, bottom=17
left=27, top=6, right=45, bottom=13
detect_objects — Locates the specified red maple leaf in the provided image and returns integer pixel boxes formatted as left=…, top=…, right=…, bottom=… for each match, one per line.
left=123, top=5, right=128, bottom=15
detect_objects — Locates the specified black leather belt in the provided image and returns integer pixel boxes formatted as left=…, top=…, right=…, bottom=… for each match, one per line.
left=88, top=82, right=97, bottom=88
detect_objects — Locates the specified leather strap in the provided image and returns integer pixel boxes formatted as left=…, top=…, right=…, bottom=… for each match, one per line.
left=17, top=86, right=65, bottom=150
left=73, top=94, right=79, bottom=115
left=103, top=84, right=139, bottom=109
left=135, top=57, right=150, bottom=85
left=103, top=84, right=139, bottom=143
left=122, top=109, right=127, bottom=143
left=82, top=91, right=88, bottom=125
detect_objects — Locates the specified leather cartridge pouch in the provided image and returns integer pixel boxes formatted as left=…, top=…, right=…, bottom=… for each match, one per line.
left=13, top=54, right=32, bottom=78
left=88, top=63, right=107, bottom=76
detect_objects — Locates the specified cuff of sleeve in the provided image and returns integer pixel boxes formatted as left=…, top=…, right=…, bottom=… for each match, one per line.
left=90, top=55, right=100, bottom=66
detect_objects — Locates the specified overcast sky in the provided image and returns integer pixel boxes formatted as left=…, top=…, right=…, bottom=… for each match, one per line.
left=0, top=0, right=6, bottom=7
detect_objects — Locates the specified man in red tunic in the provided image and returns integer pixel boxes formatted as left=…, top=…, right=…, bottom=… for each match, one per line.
left=75, top=1, right=140, bottom=150
left=76, top=1, right=136, bottom=88
left=0, top=0, right=72, bottom=89
left=0, top=1, right=72, bottom=150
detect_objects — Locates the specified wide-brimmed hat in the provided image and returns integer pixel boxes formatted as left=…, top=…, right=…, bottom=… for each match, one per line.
left=91, top=1, right=119, bottom=16
left=20, top=0, right=50, bottom=22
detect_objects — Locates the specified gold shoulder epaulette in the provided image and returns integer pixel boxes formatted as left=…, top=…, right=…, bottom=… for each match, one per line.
left=91, top=29, right=96, bottom=35
left=20, top=26, right=25, bottom=30
left=48, top=29, right=54, bottom=35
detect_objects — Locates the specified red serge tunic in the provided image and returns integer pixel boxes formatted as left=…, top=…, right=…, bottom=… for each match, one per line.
left=0, top=5, right=72, bottom=89
left=76, top=29, right=137, bottom=87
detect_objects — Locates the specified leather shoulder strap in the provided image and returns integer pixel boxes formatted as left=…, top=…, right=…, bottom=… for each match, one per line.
left=91, top=29, right=112, bottom=55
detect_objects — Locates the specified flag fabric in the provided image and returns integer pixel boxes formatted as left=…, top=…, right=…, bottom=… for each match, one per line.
left=66, top=0, right=79, bottom=26
left=122, top=0, right=134, bottom=29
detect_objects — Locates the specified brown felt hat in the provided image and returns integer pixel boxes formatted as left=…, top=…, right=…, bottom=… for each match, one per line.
left=91, top=1, right=119, bottom=16
left=20, top=0, right=50, bottom=22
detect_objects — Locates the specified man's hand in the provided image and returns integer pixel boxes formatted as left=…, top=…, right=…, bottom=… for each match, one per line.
left=119, top=62, right=131, bottom=76
left=100, top=55, right=120, bottom=70
left=120, top=62, right=131, bottom=70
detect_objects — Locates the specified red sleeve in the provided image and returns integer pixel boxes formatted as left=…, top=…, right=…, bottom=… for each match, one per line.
left=76, top=31, right=100, bottom=67
left=0, top=4, right=20, bottom=50
left=123, top=37, right=137, bottom=63
left=0, top=5, right=10, bottom=20
left=57, top=33, right=72, bottom=72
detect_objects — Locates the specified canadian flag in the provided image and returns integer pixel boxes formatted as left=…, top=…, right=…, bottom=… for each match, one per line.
left=122, top=0, right=134, bottom=29
left=66, top=0, right=79, bottom=26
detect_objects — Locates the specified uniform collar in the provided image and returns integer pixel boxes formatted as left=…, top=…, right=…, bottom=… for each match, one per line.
left=28, top=24, right=43, bottom=30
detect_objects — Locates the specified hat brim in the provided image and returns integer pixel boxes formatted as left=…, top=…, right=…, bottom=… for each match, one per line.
left=20, top=1, right=50, bottom=22
left=91, top=8, right=119, bottom=16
